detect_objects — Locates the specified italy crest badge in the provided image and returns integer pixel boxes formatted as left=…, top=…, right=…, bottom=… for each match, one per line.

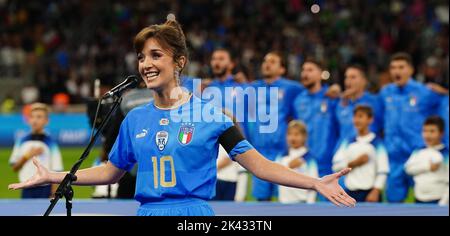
left=178, top=123, right=194, bottom=145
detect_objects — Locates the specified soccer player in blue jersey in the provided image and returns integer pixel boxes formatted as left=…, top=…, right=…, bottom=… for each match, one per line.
left=293, top=59, right=340, bottom=179
left=246, top=51, right=305, bottom=201
left=9, top=17, right=355, bottom=215
left=380, top=52, right=444, bottom=202
left=206, top=48, right=249, bottom=136
left=206, top=49, right=249, bottom=201
left=335, top=65, right=382, bottom=145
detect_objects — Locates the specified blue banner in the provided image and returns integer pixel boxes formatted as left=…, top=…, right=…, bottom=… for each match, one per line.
left=0, top=113, right=93, bottom=147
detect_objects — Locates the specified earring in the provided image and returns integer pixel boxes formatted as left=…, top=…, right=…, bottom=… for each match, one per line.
left=174, top=68, right=181, bottom=80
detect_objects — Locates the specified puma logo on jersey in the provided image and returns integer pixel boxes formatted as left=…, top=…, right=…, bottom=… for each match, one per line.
left=136, top=129, right=148, bottom=139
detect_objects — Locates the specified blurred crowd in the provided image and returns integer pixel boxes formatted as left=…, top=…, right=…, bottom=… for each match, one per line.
left=0, top=0, right=448, bottom=109
left=2, top=0, right=449, bottom=204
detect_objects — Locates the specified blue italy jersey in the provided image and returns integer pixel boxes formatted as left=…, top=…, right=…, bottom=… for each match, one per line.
left=379, top=79, right=442, bottom=162
left=440, top=96, right=449, bottom=147
left=335, top=92, right=383, bottom=145
left=293, top=86, right=339, bottom=176
left=108, top=95, right=254, bottom=204
left=246, top=77, right=304, bottom=156
left=206, top=75, right=250, bottom=137
left=207, top=75, right=248, bottom=111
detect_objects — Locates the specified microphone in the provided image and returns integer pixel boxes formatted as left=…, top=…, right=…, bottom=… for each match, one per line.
left=103, top=75, right=140, bottom=98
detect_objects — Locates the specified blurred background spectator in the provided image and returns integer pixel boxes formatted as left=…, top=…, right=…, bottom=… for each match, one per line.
left=0, top=0, right=448, bottom=109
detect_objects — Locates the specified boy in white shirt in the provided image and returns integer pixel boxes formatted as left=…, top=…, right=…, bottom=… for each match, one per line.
left=213, top=145, right=248, bottom=201
left=9, top=103, right=64, bottom=198
left=332, top=105, right=389, bottom=202
left=405, top=116, right=449, bottom=204
left=278, top=120, right=318, bottom=204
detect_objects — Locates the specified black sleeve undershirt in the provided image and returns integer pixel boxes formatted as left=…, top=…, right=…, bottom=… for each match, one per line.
left=219, top=126, right=245, bottom=154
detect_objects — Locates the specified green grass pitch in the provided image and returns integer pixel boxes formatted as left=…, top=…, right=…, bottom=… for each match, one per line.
left=0, top=147, right=100, bottom=199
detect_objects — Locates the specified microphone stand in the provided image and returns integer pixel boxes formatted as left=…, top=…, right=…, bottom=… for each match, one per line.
left=44, top=95, right=123, bottom=216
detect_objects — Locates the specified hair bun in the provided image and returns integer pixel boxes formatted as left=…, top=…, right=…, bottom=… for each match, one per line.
left=167, top=13, right=176, bottom=22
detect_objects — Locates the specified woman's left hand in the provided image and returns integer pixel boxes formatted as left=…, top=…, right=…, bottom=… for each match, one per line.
left=314, top=168, right=356, bottom=207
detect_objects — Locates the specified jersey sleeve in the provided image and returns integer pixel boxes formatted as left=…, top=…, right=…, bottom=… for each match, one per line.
left=306, top=158, right=319, bottom=203
left=108, top=116, right=136, bottom=171
left=430, top=151, right=444, bottom=164
left=292, top=93, right=302, bottom=120
left=440, top=152, right=449, bottom=205
left=423, top=86, right=443, bottom=112
left=9, top=139, right=23, bottom=165
left=288, top=83, right=305, bottom=118
left=404, top=150, right=431, bottom=176
left=439, top=188, right=449, bottom=206
left=443, top=151, right=449, bottom=184
left=377, top=90, right=386, bottom=126
left=371, top=94, right=384, bottom=135
left=374, top=141, right=389, bottom=190
left=332, top=140, right=349, bottom=172
left=217, top=111, right=254, bottom=161
left=227, top=140, right=254, bottom=161
left=50, top=140, right=64, bottom=172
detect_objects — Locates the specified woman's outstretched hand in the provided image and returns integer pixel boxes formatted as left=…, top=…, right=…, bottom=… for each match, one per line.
left=314, top=168, right=356, bottom=207
left=8, top=158, right=51, bottom=190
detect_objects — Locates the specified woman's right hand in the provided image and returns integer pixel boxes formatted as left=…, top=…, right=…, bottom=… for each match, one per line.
left=8, top=158, right=51, bottom=190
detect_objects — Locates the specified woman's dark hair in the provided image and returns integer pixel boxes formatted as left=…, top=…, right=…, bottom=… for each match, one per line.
left=134, top=16, right=188, bottom=71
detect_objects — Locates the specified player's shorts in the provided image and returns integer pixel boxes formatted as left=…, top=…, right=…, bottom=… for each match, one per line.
left=251, top=148, right=281, bottom=200
left=252, top=175, right=278, bottom=200
left=213, top=179, right=237, bottom=201
left=386, top=161, right=413, bottom=203
left=21, top=185, right=52, bottom=199
left=137, top=198, right=215, bottom=216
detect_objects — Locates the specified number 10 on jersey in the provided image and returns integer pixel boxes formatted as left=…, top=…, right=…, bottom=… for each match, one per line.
left=151, top=156, right=177, bottom=188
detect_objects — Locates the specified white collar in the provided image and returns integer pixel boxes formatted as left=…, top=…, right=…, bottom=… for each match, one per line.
left=356, top=132, right=376, bottom=143
left=429, top=143, right=445, bottom=151
left=289, top=147, right=308, bottom=158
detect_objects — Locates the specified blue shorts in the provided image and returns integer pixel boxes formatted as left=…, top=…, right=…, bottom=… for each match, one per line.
left=252, top=175, right=278, bottom=200
left=346, top=189, right=383, bottom=202
left=251, top=149, right=281, bottom=200
left=137, top=198, right=215, bottom=216
left=415, top=199, right=439, bottom=204
left=22, top=185, right=51, bottom=199
left=213, top=180, right=236, bottom=201
left=386, top=161, right=413, bottom=203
